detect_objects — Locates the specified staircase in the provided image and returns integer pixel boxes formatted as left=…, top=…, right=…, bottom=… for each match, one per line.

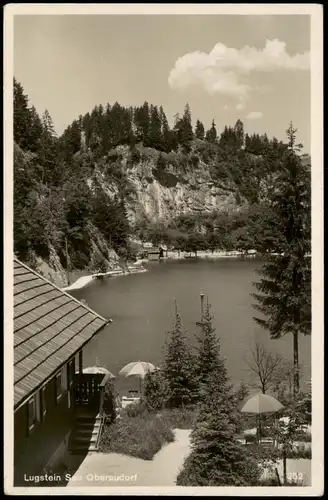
left=69, top=411, right=104, bottom=454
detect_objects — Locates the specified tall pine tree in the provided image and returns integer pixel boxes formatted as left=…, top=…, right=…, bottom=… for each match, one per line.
left=14, top=78, right=33, bottom=150
left=252, top=123, right=311, bottom=396
left=148, top=105, right=162, bottom=150
left=195, top=300, right=226, bottom=399
left=205, top=119, right=217, bottom=143
left=176, top=372, right=262, bottom=486
left=163, top=301, right=197, bottom=408
left=195, top=119, right=205, bottom=140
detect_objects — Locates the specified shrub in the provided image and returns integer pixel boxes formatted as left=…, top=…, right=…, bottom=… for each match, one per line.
left=124, top=400, right=149, bottom=418
left=102, top=379, right=116, bottom=424
left=283, top=447, right=311, bottom=459
left=99, top=413, right=174, bottom=460
left=144, top=370, right=170, bottom=412
left=190, top=154, right=199, bottom=168
left=130, top=148, right=141, bottom=163
left=91, top=251, right=108, bottom=273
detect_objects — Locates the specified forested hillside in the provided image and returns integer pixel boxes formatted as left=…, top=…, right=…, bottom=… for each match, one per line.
left=13, top=78, right=311, bottom=284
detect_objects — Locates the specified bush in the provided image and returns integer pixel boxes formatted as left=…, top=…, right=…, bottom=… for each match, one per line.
left=124, top=400, right=149, bottom=418
left=247, top=442, right=312, bottom=461
left=102, top=379, right=116, bottom=424
left=144, top=370, right=170, bottom=412
left=190, top=154, right=199, bottom=168
left=91, top=251, right=108, bottom=273
left=99, top=413, right=175, bottom=460
left=283, top=447, right=312, bottom=459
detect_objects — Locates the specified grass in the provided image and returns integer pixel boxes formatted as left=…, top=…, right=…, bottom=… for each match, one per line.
left=99, top=402, right=197, bottom=461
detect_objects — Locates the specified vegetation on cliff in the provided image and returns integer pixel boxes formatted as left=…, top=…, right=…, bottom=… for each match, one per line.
left=13, top=78, right=310, bottom=274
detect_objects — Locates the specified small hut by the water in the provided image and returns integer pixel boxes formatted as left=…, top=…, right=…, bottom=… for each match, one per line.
left=147, top=246, right=164, bottom=261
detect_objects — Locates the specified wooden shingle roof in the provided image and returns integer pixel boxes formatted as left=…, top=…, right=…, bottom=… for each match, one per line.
left=14, top=258, right=109, bottom=409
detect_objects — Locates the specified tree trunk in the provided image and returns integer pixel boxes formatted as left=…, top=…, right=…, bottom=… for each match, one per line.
left=283, top=450, right=287, bottom=485
left=293, top=331, right=300, bottom=396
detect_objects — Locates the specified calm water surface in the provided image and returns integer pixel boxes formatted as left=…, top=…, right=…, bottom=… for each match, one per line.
left=71, top=259, right=311, bottom=394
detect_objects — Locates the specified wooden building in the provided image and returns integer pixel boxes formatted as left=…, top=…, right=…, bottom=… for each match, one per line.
left=147, top=246, right=164, bottom=261
left=13, top=258, right=111, bottom=485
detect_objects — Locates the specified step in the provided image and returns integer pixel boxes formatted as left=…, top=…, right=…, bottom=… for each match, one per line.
left=75, top=411, right=101, bottom=419
left=69, top=444, right=98, bottom=454
left=76, top=416, right=101, bottom=423
left=76, top=420, right=101, bottom=428
left=70, top=436, right=98, bottom=446
left=77, top=419, right=101, bottom=426
left=76, top=422, right=100, bottom=430
left=75, top=425, right=100, bottom=434
left=73, top=428, right=99, bottom=437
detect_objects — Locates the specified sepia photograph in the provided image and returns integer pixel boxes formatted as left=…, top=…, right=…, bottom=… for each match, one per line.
left=4, top=3, right=323, bottom=496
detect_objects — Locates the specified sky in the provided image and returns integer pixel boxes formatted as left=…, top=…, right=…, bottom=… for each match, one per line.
left=14, top=14, right=311, bottom=151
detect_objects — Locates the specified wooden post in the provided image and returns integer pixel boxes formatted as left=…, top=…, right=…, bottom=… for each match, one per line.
left=26, top=402, right=30, bottom=437
left=200, top=293, right=204, bottom=322
left=283, top=449, right=287, bottom=484
left=275, top=468, right=282, bottom=486
left=78, top=351, right=83, bottom=375
left=258, top=414, right=261, bottom=444
left=65, top=236, right=70, bottom=285
left=99, top=387, right=104, bottom=415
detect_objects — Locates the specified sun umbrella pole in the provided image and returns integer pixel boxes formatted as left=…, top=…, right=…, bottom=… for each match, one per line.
left=257, top=414, right=261, bottom=444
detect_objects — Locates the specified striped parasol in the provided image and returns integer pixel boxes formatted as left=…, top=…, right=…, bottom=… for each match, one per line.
left=119, top=361, right=157, bottom=393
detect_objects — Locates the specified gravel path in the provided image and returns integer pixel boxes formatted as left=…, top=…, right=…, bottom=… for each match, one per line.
left=67, top=431, right=311, bottom=487
left=67, top=429, right=191, bottom=487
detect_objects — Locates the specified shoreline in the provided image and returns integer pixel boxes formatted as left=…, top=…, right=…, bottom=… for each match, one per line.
left=62, top=264, right=148, bottom=292
left=163, top=250, right=257, bottom=260
left=62, top=251, right=258, bottom=292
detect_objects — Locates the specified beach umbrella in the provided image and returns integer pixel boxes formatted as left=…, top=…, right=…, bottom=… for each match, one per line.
left=240, top=393, right=284, bottom=442
left=78, top=366, right=116, bottom=378
left=119, top=361, right=156, bottom=393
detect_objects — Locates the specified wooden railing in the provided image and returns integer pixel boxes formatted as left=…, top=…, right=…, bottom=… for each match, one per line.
left=72, top=373, right=111, bottom=414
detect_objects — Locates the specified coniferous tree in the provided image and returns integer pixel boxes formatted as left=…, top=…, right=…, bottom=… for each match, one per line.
left=163, top=301, right=197, bottom=408
left=252, top=123, right=311, bottom=396
left=195, top=301, right=226, bottom=399
left=174, top=104, right=193, bottom=151
left=27, top=106, right=43, bottom=153
left=182, top=103, right=193, bottom=142
left=42, top=109, right=56, bottom=137
left=148, top=105, right=162, bottom=150
left=39, top=109, right=60, bottom=185
left=234, top=119, right=244, bottom=149
left=176, top=372, right=262, bottom=486
left=159, top=105, right=171, bottom=152
left=60, top=120, right=82, bottom=163
left=195, top=119, right=205, bottom=140
left=134, top=101, right=150, bottom=145
left=205, top=119, right=217, bottom=143
left=14, top=78, right=33, bottom=150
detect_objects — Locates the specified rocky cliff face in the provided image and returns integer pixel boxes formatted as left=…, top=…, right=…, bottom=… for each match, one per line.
left=26, top=223, right=121, bottom=288
left=90, top=144, right=242, bottom=226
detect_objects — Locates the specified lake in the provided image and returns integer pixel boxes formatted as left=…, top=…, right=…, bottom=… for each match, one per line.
left=70, top=259, right=311, bottom=395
